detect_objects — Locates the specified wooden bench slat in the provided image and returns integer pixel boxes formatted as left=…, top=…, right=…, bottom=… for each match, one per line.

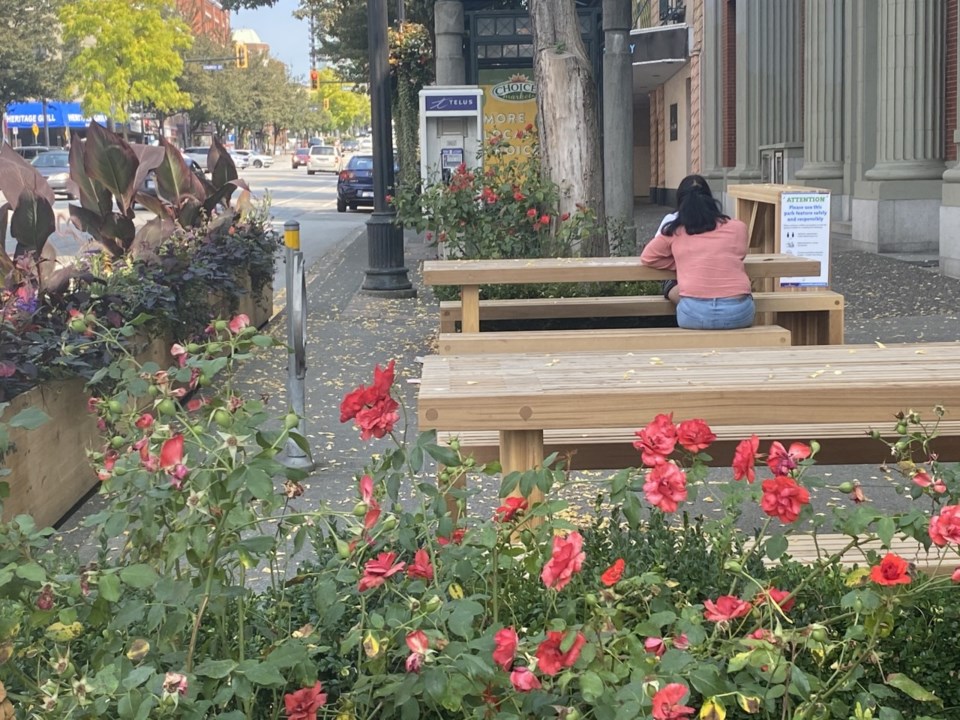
left=768, top=534, right=955, bottom=572
left=423, top=254, right=820, bottom=286
left=438, top=326, right=792, bottom=355
left=437, top=291, right=844, bottom=345
left=419, top=343, right=960, bottom=431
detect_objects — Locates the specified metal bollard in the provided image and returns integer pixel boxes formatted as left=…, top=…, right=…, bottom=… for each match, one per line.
left=282, top=220, right=315, bottom=470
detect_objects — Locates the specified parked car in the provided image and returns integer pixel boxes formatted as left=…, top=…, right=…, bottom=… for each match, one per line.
left=183, top=146, right=211, bottom=170
left=138, top=158, right=206, bottom=205
left=336, top=154, right=399, bottom=212
left=30, top=150, right=73, bottom=198
left=228, top=150, right=249, bottom=169
left=291, top=146, right=311, bottom=169
left=233, top=149, right=273, bottom=168
left=306, top=145, right=341, bottom=175
left=15, top=145, right=51, bottom=161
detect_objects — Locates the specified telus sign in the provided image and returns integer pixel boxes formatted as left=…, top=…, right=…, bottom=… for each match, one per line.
left=425, top=95, right=479, bottom=112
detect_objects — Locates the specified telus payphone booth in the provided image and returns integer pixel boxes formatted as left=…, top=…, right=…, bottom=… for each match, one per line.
left=418, top=86, right=485, bottom=185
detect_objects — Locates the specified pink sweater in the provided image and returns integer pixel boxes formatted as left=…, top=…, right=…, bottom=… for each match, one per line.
left=640, top=218, right=751, bottom=299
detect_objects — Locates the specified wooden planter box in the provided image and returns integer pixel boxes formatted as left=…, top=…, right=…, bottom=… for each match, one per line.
left=2, top=380, right=101, bottom=527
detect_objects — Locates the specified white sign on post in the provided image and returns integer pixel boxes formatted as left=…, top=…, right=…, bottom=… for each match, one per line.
left=779, top=192, right=831, bottom=287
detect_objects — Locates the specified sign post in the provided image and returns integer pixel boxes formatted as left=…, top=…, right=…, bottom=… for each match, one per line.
left=31, top=123, right=39, bottom=141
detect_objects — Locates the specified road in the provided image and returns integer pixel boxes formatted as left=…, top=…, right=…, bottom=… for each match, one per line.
left=3, top=160, right=371, bottom=311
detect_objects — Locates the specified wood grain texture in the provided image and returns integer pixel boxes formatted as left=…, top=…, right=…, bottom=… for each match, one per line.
left=418, top=343, right=960, bottom=431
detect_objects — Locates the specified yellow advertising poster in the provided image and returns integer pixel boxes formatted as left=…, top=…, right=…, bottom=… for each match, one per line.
left=478, top=68, right=537, bottom=160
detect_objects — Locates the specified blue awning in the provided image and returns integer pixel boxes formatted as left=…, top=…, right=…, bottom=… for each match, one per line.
left=5, top=101, right=107, bottom=129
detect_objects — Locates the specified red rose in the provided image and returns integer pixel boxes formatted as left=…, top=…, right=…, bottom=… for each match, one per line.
left=358, top=551, right=406, bottom=592
left=703, top=595, right=752, bottom=623
left=539, top=214, right=550, bottom=225
left=676, top=418, right=716, bottom=453
left=870, top=552, right=912, bottom=586
left=494, top=496, right=527, bottom=522
left=651, top=683, right=695, bottom=720
left=526, top=207, right=537, bottom=218
left=534, top=630, right=585, bottom=676
left=135, top=413, right=154, bottom=430
left=159, top=434, right=184, bottom=470
left=633, top=413, right=677, bottom=466
left=540, top=531, right=585, bottom=591
left=762, top=587, right=795, bottom=612
left=509, top=667, right=541, bottom=692
left=644, top=636, right=666, bottom=657
left=600, top=558, right=625, bottom=587
left=227, top=313, right=250, bottom=334
left=761, top=475, right=810, bottom=523
left=437, top=527, right=465, bottom=545
left=766, top=441, right=811, bottom=475
left=283, top=681, right=327, bottom=720
left=407, top=548, right=434, bottom=581
left=355, top=396, right=400, bottom=440
left=732, top=435, right=760, bottom=482
left=492, top=626, right=518, bottom=670
left=643, top=462, right=688, bottom=513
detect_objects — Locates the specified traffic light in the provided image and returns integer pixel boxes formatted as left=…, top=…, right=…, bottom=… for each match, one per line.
left=323, top=98, right=330, bottom=111
left=310, top=68, right=319, bottom=90
left=235, top=43, right=248, bottom=69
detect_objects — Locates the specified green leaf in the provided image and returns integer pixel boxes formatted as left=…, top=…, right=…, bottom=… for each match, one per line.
left=119, top=564, right=159, bottom=588
left=194, top=659, right=237, bottom=679
left=244, top=468, right=274, bottom=499
left=122, top=666, right=154, bottom=690
left=447, top=599, right=483, bottom=639
left=765, top=533, right=788, bottom=560
left=877, top=516, right=895, bottom=548
left=579, top=670, right=605, bottom=702
left=425, top=443, right=460, bottom=467
left=885, top=673, right=942, bottom=705
left=99, top=573, right=122, bottom=602
left=239, top=660, right=286, bottom=687
left=15, top=562, right=46, bottom=582
left=83, top=122, right=140, bottom=213
left=423, top=668, right=447, bottom=702
left=8, top=407, right=50, bottom=430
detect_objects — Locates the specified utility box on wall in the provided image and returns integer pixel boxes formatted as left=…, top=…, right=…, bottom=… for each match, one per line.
left=419, top=86, right=484, bottom=185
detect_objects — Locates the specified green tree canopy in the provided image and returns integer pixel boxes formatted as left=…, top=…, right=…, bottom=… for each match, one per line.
left=0, top=0, right=66, bottom=107
left=60, top=0, right=193, bottom=123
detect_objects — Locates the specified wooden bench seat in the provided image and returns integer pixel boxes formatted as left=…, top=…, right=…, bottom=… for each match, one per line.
left=438, top=420, right=960, bottom=469
left=438, top=325, right=793, bottom=355
left=439, top=290, right=844, bottom=346
left=424, top=254, right=821, bottom=333
left=773, top=533, right=954, bottom=573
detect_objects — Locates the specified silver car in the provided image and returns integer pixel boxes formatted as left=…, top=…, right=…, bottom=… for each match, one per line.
left=233, top=149, right=273, bottom=169
left=31, top=151, right=73, bottom=199
left=306, top=145, right=341, bottom=175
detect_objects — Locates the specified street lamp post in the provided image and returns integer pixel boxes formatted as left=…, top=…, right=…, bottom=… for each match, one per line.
left=362, top=0, right=415, bottom=297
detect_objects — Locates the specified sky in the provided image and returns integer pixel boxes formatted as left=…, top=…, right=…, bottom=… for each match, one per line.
left=232, top=0, right=311, bottom=81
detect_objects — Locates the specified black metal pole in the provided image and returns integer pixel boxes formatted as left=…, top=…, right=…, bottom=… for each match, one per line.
left=42, top=99, right=50, bottom=146
left=362, top=0, right=415, bottom=297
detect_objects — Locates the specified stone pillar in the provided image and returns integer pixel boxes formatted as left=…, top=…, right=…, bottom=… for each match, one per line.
left=941, top=0, right=960, bottom=277
left=728, top=0, right=804, bottom=181
left=434, top=1, right=465, bottom=86
left=700, top=0, right=725, bottom=180
left=864, top=0, right=944, bottom=181
left=853, top=0, right=945, bottom=253
left=602, top=0, right=635, bottom=253
left=795, top=0, right=845, bottom=185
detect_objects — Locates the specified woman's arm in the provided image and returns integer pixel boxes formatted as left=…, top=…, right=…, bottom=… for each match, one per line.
left=639, top=233, right=677, bottom=270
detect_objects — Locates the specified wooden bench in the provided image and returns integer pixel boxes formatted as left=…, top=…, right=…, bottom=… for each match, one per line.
left=423, top=254, right=822, bottom=334
left=438, top=290, right=844, bottom=346
left=438, top=325, right=793, bottom=354
left=419, top=342, right=960, bottom=485
left=419, top=342, right=960, bottom=570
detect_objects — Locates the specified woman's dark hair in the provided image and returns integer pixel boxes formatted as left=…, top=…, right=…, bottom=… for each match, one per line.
left=661, top=174, right=730, bottom=236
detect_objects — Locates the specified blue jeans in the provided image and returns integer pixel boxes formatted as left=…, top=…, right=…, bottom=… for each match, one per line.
left=676, top=295, right=755, bottom=330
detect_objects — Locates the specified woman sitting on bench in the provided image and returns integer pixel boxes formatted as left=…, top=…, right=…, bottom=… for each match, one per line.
left=640, top=174, right=755, bottom=330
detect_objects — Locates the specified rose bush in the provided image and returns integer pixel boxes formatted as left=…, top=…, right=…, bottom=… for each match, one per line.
left=0, top=337, right=959, bottom=718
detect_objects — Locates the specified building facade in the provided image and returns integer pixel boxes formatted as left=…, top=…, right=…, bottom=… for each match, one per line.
left=176, top=0, right=231, bottom=45
left=636, top=0, right=960, bottom=276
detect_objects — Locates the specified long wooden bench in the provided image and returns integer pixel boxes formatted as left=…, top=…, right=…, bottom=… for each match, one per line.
left=423, top=254, right=822, bottom=334
left=438, top=325, right=793, bottom=354
left=419, top=342, right=960, bottom=570
left=438, top=290, right=844, bottom=346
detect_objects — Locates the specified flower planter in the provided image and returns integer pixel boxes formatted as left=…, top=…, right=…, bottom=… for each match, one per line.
left=209, top=275, right=274, bottom=331
left=2, top=379, right=101, bottom=527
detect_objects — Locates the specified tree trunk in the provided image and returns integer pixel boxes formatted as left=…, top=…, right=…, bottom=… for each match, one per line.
left=530, top=0, right=607, bottom=256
